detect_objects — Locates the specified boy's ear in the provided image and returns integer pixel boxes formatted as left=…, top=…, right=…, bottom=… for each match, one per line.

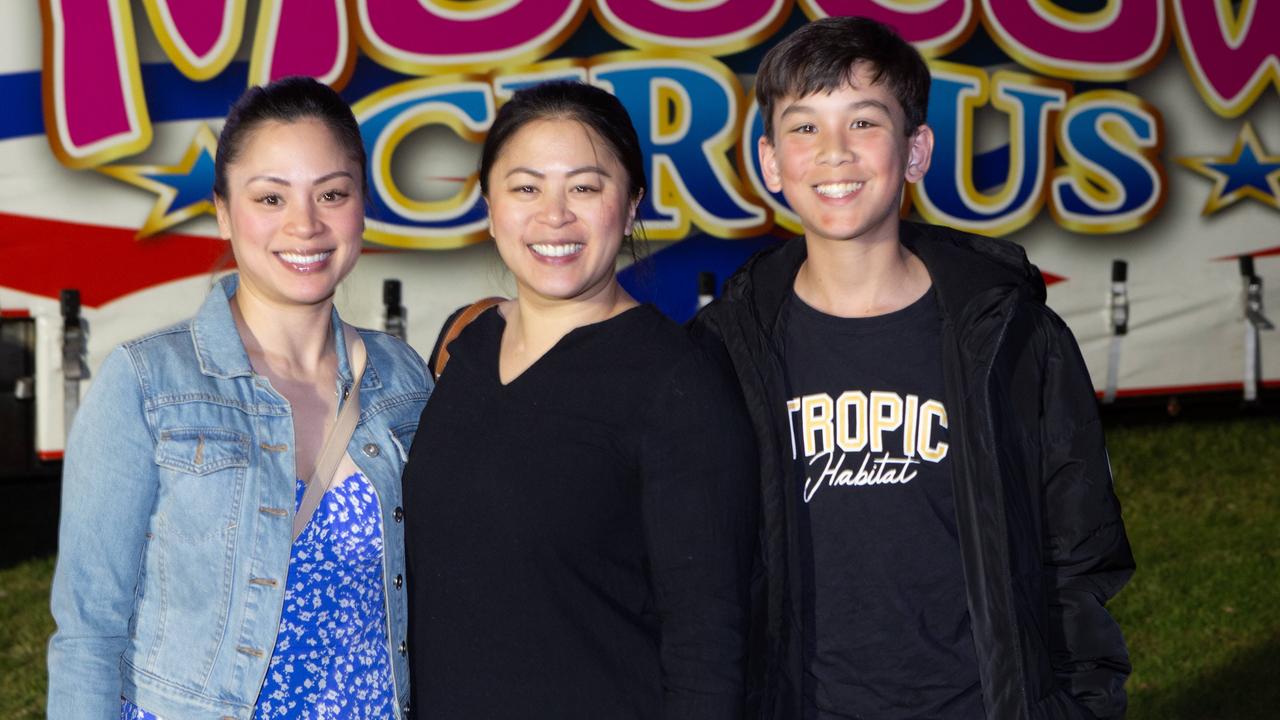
left=758, top=135, right=783, bottom=194
left=904, top=124, right=934, bottom=183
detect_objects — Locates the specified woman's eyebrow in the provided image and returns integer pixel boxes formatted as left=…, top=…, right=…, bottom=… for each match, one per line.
left=504, top=166, right=611, bottom=178
left=245, top=170, right=354, bottom=186
left=312, top=170, right=355, bottom=185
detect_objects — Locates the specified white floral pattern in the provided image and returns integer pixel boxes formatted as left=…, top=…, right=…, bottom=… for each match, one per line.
left=122, top=473, right=394, bottom=719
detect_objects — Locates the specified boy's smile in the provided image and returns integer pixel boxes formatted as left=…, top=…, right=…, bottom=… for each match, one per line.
left=813, top=181, right=865, bottom=199
left=758, top=63, right=933, bottom=247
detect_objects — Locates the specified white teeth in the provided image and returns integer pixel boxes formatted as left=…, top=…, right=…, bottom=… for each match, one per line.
left=814, top=182, right=864, bottom=198
left=530, top=243, right=583, bottom=258
left=277, top=250, right=332, bottom=264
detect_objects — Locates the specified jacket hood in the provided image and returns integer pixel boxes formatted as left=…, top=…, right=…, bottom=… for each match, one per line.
left=718, top=221, right=1047, bottom=327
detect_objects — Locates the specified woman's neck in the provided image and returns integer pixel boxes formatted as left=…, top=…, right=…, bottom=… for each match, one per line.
left=507, top=280, right=635, bottom=347
left=231, top=286, right=336, bottom=379
left=496, top=280, right=637, bottom=384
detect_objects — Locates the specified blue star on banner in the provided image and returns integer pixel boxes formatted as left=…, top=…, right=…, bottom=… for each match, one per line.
left=1177, top=122, right=1280, bottom=215
left=97, top=124, right=219, bottom=238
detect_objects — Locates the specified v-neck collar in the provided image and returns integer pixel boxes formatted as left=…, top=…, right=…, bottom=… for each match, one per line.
left=486, top=304, right=653, bottom=388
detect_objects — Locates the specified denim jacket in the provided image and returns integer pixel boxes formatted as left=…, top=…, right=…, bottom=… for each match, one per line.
left=48, top=274, right=432, bottom=719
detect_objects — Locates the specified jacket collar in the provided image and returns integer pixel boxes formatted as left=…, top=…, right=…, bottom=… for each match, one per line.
left=899, top=221, right=1045, bottom=317
left=190, top=273, right=364, bottom=389
left=731, top=221, right=1045, bottom=326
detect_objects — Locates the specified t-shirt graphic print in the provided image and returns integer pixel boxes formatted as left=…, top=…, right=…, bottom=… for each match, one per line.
left=787, top=388, right=949, bottom=504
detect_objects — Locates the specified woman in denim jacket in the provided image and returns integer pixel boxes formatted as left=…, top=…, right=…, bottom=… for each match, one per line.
left=47, top=77, right=430, bottom=719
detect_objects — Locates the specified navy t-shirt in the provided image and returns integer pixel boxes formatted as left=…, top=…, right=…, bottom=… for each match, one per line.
left=782, top=288, right=984, bottom=720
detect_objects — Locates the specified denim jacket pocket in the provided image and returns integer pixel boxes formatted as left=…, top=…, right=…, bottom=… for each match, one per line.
left=389, top=422, right=418, bottom=464
left=154, top=428, right=250, bottom=541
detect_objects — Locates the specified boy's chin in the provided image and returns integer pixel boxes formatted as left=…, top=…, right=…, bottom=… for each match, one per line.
left=802, top=220, right=901, bottom=246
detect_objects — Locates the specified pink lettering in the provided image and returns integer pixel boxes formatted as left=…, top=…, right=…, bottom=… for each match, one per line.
left=980, top=0, right=1166, bottom=80
left=354, top=0, right=587, bottom=74
left=41, top=0, right=151, bottom=167
left=799, top=0, right=975, bottom=55
left=595, top=0, right=789, bottom=54
left=140, top=1, right=245, bottom=79
left=1172, top=0, right=1280, bottom=118
left=250, top=0, right=351, bottom=87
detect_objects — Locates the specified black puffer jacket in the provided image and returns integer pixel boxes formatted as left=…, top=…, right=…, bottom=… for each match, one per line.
left=691, top=221, right=1134, bottom=720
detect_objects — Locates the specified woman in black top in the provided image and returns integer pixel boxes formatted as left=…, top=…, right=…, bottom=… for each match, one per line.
left=402, top=81, right=757, bottom=719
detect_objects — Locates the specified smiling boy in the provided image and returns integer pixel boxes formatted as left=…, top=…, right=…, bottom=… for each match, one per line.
left=693, top=16, right=1134, bottom=720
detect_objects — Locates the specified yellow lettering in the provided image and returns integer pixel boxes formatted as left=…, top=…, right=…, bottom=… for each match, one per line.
left=786, top=398, right=800, bottom=459
left=903, top=394, right=919, bottom=458
left=801, top=394, right=834, bottom=457
left=918, top=399, right=950, bottom=462
left=835, top=391, right=867, bottom=452
left=869, top=391, right=903, bottom=453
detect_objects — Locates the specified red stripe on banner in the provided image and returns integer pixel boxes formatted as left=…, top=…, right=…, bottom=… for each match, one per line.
left=1096, top=379, right=1280, bottom=399
left=0, top=212, right=228, bottom=308
left=1213, top=246, right=1280, bottom=261
left=1, top=308, right=31, bottom=318
left=1041, top=271, right=1066, bottom=286
left=0, top=213, right=405, bottom=308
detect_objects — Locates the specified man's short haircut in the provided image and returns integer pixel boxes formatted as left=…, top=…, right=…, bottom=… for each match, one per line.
left=755, top=16, right=931, bottom=140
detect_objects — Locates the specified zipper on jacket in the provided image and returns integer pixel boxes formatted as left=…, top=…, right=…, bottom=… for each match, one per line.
left=967, top=293, right=1032, bottom=719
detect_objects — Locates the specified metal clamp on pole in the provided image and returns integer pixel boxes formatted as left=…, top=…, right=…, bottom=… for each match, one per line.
left=383, top=279, right=406, bottom=341
left=1103, top=260, right=1129, bottom=404
left=61, top=288, right=89, bottom=438
left=697, top=272, right=716, bottom=311
left=1240, top=256, right=1273, bottom=404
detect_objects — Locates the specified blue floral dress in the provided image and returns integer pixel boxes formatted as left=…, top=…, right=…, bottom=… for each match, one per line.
left=122, top=470, right=395, bottom=719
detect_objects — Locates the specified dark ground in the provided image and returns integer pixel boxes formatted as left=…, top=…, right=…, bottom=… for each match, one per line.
left=0, top=471, right=59, bottom=570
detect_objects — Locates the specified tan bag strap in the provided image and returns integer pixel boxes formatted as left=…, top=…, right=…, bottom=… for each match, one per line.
left=431, top=297, right=504, bottom=380
left=293, top=323, right=367, bottom=542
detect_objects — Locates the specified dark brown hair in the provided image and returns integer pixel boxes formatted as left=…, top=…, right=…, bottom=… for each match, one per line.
left=214, top=76, right=366, bottom=199
left=478, top=81, right=646, bottom=204
left=755, top=16, right=931, bottom=140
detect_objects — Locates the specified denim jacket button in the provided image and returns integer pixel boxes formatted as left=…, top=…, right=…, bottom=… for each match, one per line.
left=394, top=574, right=403, bottom=589
left=393, top=506, right=404, bottom=522
left=398, top=640, right=407, bottom=656
left=363, top=443, right=380, bottom=458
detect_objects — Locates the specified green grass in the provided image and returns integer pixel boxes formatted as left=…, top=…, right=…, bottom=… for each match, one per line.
left=1107, top=415, right=1280, bottom=720
left=4, top=416, right=1278, bottom=718
left=0, top=554, right=54, bottom=718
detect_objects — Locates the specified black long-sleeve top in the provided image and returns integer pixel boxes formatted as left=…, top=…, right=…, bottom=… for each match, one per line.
left=403, top=304, right=757, bottom=719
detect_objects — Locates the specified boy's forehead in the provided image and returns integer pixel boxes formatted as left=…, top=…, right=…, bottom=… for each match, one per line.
left=775, top=76, right=903, bottom=117
left=780, top=61, right=891, bottom=101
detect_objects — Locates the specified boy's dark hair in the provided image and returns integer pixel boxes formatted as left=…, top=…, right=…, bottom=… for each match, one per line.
left=755, top=16, right=931, bottom=141
left=214, top=76, right=366, bottom=199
